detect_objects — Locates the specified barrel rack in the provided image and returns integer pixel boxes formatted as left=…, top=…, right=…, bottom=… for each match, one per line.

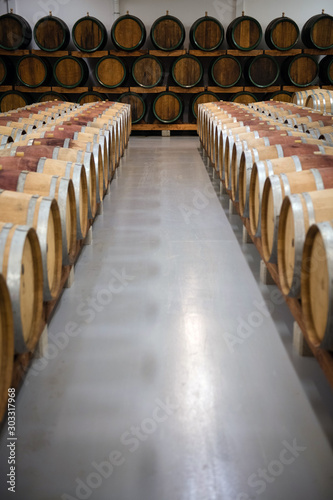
left=1, top=47, right=333, bottom=131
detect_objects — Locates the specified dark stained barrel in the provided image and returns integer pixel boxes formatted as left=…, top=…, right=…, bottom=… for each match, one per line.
left=118, top=92, right=145, bottom=123
left=0, top=90, right=29, bottom=112
left=172, top=55, right=203, bottom=88
left=282, top=54, right=319, bottom=87
left=132, top=55, right=163, bottom=88
left=190, top=13, right=224, bottom=51
left=72, top=13, right=107, bottom=52
left=269, top=90, right=293, bottom=102
left=150, top=12, right=185, bottom=51
left=153, top=92, right=183, bottom=123
left=111, top=13, right=146, bottom=51
left=211, top=55, right=242, bottom=87
left=319, top=55, right=333, bottom=85
left=0, top=57, right=10, bottom=85
left=231, top=91, right=258, bottom=104
left=245, top=55, right=279, bottom=87
left=77, top=92, right=106, bottom=104
left=16, top=55, right=49, bottom=88
left=0, top=11, right=32, bottom=50
left=226, top=12, right=262, bottom=50
left=192, top=92, right=219, bottom=119
left=265, top=14, right=299, bottom=50
left=301, top=11, right=333, bottom=49
left=53, top=56, right=89, bottom=88
left=33, top=13, right=70, bottom=51
left=96, top=55, right=127, bottom=88
left=38, top=91, right=67, bottom=102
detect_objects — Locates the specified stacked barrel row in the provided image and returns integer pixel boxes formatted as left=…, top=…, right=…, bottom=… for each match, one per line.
left=0, top=99, right=131, bottom=421
left=198, top=91, right=333, bottom=353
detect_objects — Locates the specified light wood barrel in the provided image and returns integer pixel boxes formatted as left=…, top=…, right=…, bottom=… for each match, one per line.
left=301, top=220, right=333, bottom=350
left=192, top=92, right=219, bottom=119
left=33, top=13, right=70, bottom=51
left=38, top=91, right=67, bottom=103
left=77, top=92, right=106, bottom=105
left=278, top=186, right=333, bottom=297
left=0, top=272, right=14, bottom=421
left=0, top=91, right=29, bottom=112
left=96, top=56, right=126, bottom=88
left=0, top=223, right=43, bottom=353
left=111, top=13, right=146, bottom=51
left=53, top=56, right=89, bottom=88
left=231, top=92, right=258, bottom=104
left=226, top=13, right=262, bottom=50
left=72, top=14, right=107, bottom=52
left=153, top=92, right=183, bottom=124
left=172, top=55, right=203, bottom=88
left=305, top=90, right=333, bottom=114
left=0, top=190, right=62, bottom=300
left=261, top=157, right=333, bottom=263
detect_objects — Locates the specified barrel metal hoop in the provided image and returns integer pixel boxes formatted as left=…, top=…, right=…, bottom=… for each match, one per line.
left=36, top=156, right=46, bottom=173
left=16, top=170, right=29, bottom=192
left=26, top=194, right=39, bottom=226
left=280, top=173, right=291, bottom=197
left=64, top=138, right=70, bottom=148
left=52, top=147, right=60, bottom=159
left=0, top=223, right=13, bottom=273
left=302, top=192, right=316, bottom=227
left=266, top=160, right=274, bottom=177
left=316, top=222, right=333, bottom=348
left=269, top=175, right=283, bottom=262
left=65, top=162, right=72, bottom=178
left=289, top=194, right=306, bottom=295
left=263, top=137, right=270, bottom=146
left=291, top=155, right=302, bottom=172
left=36, top=197, right=53, bottom=299
left=276, top=144, right=284, bottom=157
left=49, top=175, right=59, bottom=198
left=253, top=148, right=259, bottom=163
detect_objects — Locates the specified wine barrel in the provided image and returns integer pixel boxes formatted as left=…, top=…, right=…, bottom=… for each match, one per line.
left=96, top=55, right=126, bottom=88
left=72, top=13, right=107, bottom=52
left=226, top=12, right=262, bottom=50
left=0, top=57, right=12, bottom=85
left=231, top=92, right=258, bottom=104
left=0, top=190, right=62, bottom=300
left=301, top=220, right=333, bottom=350
left=118, top=92, right=145, bottom=123
left=150, top=12, right=185, bottom=51
left=319, top=56, right=333, bottom=85
left=0, top=273, right=14, bottom=421
left=245, top=55, right=279, bottom=88
left=211, top=55, right=242, bottom=88
left=0, top=222, right=43, bottom=353
left=77, top=92, right=106, bottom=105
left=292, top=88, right=319, bottom=105
left=301, top=11, right=333, bottom=50
left=132, top=55, right=163, bottom=88
left=38, top=91, right=67, bottom=103
left=0, top=11, right=32, bottom=50
left=190, top=13, right=224, bottom=51
left=0, top=125, right=25, bottom=141
left=305, top=90, right=333, bottom=114
left=261, top=156, right=333, bottom=263
left=282, top=55, right=319, bottom=87
left=111, top=13, right=146, bottom=51
left=278, top=186, right=333, bottom=297
left=265, top=14, right=299, bottom=51
left=269, top=90, right=293, bottom=102
left=33, top=13, right=70, bottom=51
left=192, top=92, right=219, bottom=119
left=16, top=55, right=49, bottom=88
left=153, top=92, right=183, bottom=124
left=0, top=90, right=29, bottom=112
left=53, top=56, right=89, bottom=88
left=172, top=55, right=203, bottom=88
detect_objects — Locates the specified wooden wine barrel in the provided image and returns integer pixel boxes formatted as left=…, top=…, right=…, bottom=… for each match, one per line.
left=0, top=190, right=62, bottom=300
left=269, top=90, right=293, bottom=102
left=0, top=273, right=14, bottom=421
left=211, top=55, right=242, bottom=88
left=38, top=91, right=67, bottom=103
left=111, top=13, right=146, bottom=51
left=282, top=55, right=319, bottom=87
left=261, top=156, right=333, bottom=263
left=0, top=124, right=25, bottom=141
left=245, top=55, right=279, bottom=88
left=72, top=13, right=107, bottom=52
left=265, top=14, right=299, bottom=50
left=153, top=92, right=183, bottom=124
left=16, top=55, right=49, bottom=88
left=0, top=57, right=11, bottom=85
left=0, top=222, right=43, bottom=353
left=53, top=56, right=89, bottom=88
left=305, top=90, right=333, bottom=114
left=301, top=11, right=333, bottom=50
left=118, top=92, right=145, bottom=123
left=190, top=13, right=224, bottom=51
left=150, top=12, right=185, bottom=51
left=301, top=220, right=333, bottom=350
left=0, top=11, right=32, bottom=50
left=231, top=92, right=258, bottom=104
left=250, top=151, right=333, bottom=236
left=96, top=55, right=126, bottom=88
left=278, top=186, right=333, bottom=297
left=226, top=12, right=262, bottom=50
left=132, top=55, right=163, bottom=88
left=292, top=89, right=319, bottom=105
left=77, top=92, right=106, bottom=105
left=192, top=92, right=219, bottom=119
left=33, top=13, right=70, bottom=51
left=0, top=90, right=29, bottom=112
left=172, top=55, right=203, bottom=88
left=319, top=56, right=333, bottom=85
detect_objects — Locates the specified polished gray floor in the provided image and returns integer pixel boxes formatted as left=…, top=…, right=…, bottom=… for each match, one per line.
left=0, top=136, right=333, bottom=500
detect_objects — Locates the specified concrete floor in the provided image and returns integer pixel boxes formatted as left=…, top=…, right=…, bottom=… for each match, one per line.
left=0, top=136, right=333, bottom=500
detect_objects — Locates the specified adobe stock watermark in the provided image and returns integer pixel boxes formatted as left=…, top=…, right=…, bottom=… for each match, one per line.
left=178, top=183, right=216, bottom=224
left=213, top=0, right=242, bottom=20
left=61, top=396, right=180, bottom=500
left=33, top=0, right=72, bottom=23
left=223, top=288, right=285, bottom=353
left=236, top=438, right=307, bottom=499
left=24, top=267, right=135, bottom=385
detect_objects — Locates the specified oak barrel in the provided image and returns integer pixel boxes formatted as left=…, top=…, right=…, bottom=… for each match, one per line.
left=245, top=55, right=280, bottom=88
left=0, top=90, right=29, bottom=112
left=301, top=11, right=333, bottom=50
left=0, top=273, right=14, bottom=421
left=226, top=12, right=262, bottom=50
left=132, top=55, right=163, bottom=88
left=190, top=14, right=224, bottom=51
left=111, top=13, right=146, bottom=51
left=150, top=13, right=185, bottom=51
left=96, top=56, right=126, bottom=88
left=53, top=56, right=89, bottom=88
left=0, top=222, right=43, bottom=353
left=282, top=55, right=319, bottom=87
left=172, top=55, right=203, bottom=88
left=319, top=56, right=333, bottom=85
left=305, top=90, right=333, bottom=114
left=118, top=92, right=145, bottom=123
left=77, top=92, right=106, bottom=105
left=292, top=88, right=319, bottom=105
left=72, top=14, right=107, bottom=52
left=153, top=92, right=183, bottom=124
left=192, top=92, right=219, bottom=119
left=265, top=14, right=299, bottom=50
left=269, top=91, right=293, bottom=102
left=0, top=11, right=32, bottom=50
left=231, top=92, right=258, bottom=104
left=211, top=55, right=242, bottom=88
left=38, top=92, right=67, bottom=103
left=33, top=13, right=70, bottom=51
left=16, top=55, right=49, bottom=88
